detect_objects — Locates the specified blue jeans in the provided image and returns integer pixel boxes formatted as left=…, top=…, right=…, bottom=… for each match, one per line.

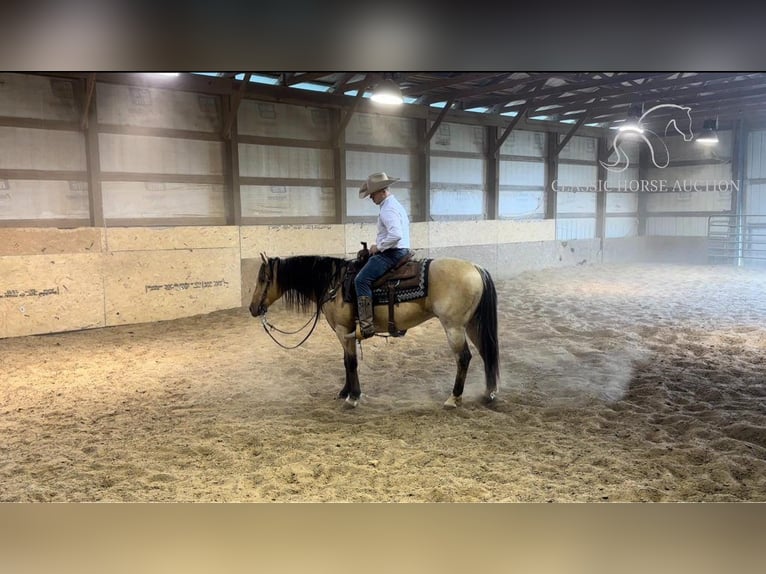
left=354, top=248, right=409, bottom=299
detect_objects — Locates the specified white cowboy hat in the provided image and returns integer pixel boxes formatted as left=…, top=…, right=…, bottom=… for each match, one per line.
left=359, top=172, right=400, bottom=199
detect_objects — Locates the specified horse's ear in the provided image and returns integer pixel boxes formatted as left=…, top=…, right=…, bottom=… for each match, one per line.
left=260, top=252, right=268, bottom=264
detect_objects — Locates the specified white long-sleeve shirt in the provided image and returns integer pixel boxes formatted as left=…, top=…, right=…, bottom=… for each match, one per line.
left=376, top=194, right=411, bottom=250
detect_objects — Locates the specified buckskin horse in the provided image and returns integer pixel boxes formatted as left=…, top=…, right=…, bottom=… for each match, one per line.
left=249, top=250, right=499, bottom=408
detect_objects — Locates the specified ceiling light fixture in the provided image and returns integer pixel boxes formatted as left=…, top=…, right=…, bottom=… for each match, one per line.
left=371, top=78, right=403, bottom=105
left=696, top=118, right=719, bottom=144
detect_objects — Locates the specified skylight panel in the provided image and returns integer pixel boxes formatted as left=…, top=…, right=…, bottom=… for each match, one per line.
left=292, top=82, right=331, bottom=93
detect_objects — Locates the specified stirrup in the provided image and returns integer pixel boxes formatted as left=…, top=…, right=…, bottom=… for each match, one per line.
left=344, top=324, right=374, bottom=340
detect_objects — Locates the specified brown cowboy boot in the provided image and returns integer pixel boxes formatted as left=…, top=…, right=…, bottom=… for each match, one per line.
left=347, top=296, right=375, bottom=340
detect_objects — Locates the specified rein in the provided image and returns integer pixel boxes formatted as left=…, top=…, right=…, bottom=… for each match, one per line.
left=260, top=303, right=322, bottom=350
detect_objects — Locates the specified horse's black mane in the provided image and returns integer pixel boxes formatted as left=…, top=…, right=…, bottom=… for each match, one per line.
left=274, top=255, right=347, bottom=313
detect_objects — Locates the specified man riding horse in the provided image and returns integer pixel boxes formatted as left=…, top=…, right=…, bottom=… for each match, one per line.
left=349, top=172, right=411, bottom=340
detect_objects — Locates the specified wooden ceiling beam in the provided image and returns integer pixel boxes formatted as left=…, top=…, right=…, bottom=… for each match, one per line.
left=555, top=113, right=591, bottom=156
left=530, top=73, right=723, bottom=107
left=591, top=94, right=766, bottom=122
left=342, top=73, right=384, bottom=93
left=492, top=73, right=746, bottom=115
left=332, top=76, right=371, bottom=146
left=423, top=98, right=456, bottom=149
left=398, top=73, right=500, bottom=96
left=339, top=73, right=500, bottom=102
left=279, top=72, right=335, bottom=86
left=465, top=72, right=671, bottom=111
left=425, top=75, right=549, bottom=104
left=80, top=73, right=96, bottom=131
left=512, top=72, right=664, bottom=99
left=487, top=79, right=547, bottom=155
left=223, top=73, right=251, bottom=140
left=638, top=99, right=766, bottom=129
left=49, top=72, right=235, bottom=95
left=684, top=98, right=766, bottom=116
left=491, top=106, right=529, bottom=156
left=283, top=72, right=333, bottom=86
left=535, top=78, right=766, bottom=124
left=420, top=74, right=546, bottom=104
left=43, top=72, right=766, bottom=139
left=342, top=72, right=419, bottom=93
left=331, top=73, right=357, bottom=94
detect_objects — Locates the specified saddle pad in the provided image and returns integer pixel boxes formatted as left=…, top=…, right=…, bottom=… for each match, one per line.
left=372, top=259, right=431, bottom=305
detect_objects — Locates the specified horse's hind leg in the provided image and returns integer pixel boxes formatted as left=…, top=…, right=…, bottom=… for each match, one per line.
left=466, top=322, right=497, bottom=403
left=443, top=326, right=471, bottom=408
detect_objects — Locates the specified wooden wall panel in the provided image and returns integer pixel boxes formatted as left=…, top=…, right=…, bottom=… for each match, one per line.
left=103, top=248, right=241, bottom=326
left=429, top=220, right=554, bottom=249
left=0, top=227, right=104, bottom=256
left=342, top=221, right=430, bottom=255
left=106, top=226, right=238, bottom=252
left=497, top=220, right=555, bottom=243
left=430, top=220, right=498, bottom=248
left=0, top=253, right=105, bottom=338
left=1, top=222, right=561, bottom=339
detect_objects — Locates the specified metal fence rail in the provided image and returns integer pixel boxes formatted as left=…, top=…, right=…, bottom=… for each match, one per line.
left=708, top=215, right=766, bottom=266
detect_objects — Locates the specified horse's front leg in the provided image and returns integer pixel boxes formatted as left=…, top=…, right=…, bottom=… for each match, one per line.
left=337, top=334, right=362, bottom=407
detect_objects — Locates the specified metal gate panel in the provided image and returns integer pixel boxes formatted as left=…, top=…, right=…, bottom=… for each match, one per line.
left=707, top=214, right=766, bottom=266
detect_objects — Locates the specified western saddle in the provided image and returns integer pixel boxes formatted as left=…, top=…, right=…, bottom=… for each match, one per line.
left=343, top=243, right=428, bottom=337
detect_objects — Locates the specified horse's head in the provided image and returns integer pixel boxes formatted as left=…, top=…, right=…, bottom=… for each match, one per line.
left=249, top=253, right=281, bottom=317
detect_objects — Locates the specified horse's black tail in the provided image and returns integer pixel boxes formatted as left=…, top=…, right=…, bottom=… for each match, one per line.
left=472, top=266, right=499, bottom=394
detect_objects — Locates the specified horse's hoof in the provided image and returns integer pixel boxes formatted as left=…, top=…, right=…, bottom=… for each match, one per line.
left=484, top=390, right=497, bottom=403
left=344, top=396, right=359, bottom=408
left=443, top=395, right=462, bottom=409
